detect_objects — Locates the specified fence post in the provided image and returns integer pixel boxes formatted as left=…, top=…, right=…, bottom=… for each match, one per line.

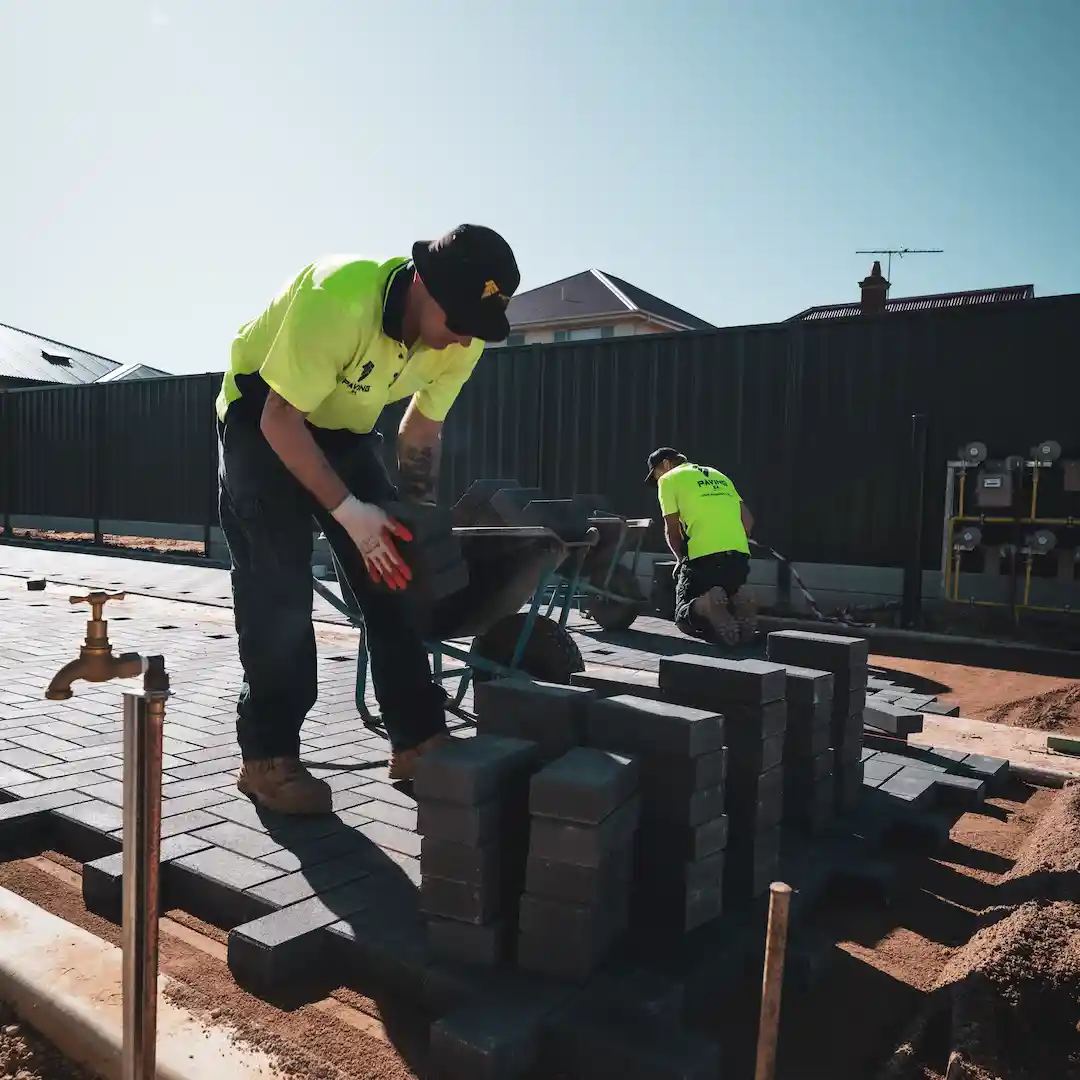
left=902, top=413, right=929, bottom=628
left=92, top=387, right=104, bottom=546
left=1, top=393, right=10, bottom=536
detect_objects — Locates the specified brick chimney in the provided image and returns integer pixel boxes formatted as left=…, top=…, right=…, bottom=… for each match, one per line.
left=859, top=261, right=890, bottom=314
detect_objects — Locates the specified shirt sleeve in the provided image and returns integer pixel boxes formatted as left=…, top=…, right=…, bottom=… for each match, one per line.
left=258, top=283, right=357, bottom=415
left=657, top=471, right=680, bottom=517
left=414, top=341, right=483, bottom=422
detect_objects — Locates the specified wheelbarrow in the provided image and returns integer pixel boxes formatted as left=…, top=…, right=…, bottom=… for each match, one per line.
left=453, top=481, right=653, bottom=632
left=311, top=523, right=600, bottom=729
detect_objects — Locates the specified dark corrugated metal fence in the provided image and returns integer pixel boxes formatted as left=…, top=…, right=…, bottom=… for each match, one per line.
left=2, top=294, right=1078, bottom=568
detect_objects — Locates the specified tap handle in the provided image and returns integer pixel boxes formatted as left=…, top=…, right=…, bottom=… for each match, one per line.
left=70, top=591, right=126, bottom=621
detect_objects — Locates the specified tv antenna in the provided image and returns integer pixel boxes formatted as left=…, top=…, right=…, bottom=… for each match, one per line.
left=855, top=248, right=943, bottom=281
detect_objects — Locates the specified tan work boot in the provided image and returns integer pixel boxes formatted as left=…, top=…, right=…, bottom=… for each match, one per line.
left=389, top=732, right=449, bottom=782
left=237, top=757, right=332, bottom=815
left=692, top=587, right=740, bottom=646
left=731, top=586, right=759, bottom=643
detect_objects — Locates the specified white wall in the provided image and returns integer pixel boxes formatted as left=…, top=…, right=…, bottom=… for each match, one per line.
left=490, top=317, right=665, bottom=347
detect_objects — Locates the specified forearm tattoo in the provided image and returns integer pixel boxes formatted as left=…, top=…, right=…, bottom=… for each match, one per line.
left=399, top=440, right=441, bottom=502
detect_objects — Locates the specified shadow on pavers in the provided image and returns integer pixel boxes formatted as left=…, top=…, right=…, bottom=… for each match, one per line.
left=869, top=664, right=953, bottom=697
left=225, top=803, right=434, bottom=1072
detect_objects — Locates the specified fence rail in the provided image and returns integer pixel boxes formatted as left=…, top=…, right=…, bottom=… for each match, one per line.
left=3, top=294, right=1079, bottom=569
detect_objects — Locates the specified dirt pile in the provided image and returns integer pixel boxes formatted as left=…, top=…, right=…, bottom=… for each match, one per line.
left=0, top=1001, right=96, bottom=1080
left=1002, top=780, right=1080, bottom=904
left=934, top=900, right=1080, bottom=1080
left=978, top=684, right=1080, bottom=733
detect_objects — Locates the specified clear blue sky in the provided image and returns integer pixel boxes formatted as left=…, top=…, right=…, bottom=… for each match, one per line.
left=2, top=0, right=1077, bottom=374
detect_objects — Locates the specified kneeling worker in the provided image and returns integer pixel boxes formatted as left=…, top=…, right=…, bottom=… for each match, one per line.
left=217, top=225, right=520, bottom=813
left=645, top=448, right=756, bottom=645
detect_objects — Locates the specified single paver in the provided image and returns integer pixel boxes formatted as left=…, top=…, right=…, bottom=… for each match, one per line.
left=414, top=735, right=540, bottom=805
left=658, top=655, right=787, bottom=706
left=474, top=681, right=592, bottom=757
left=529, top=748, right=638, bottom=825
left=429, top=1000, right=545, bottom=1080
left=864, top=701, right=924, bottom=736
left=528, top=796, right=640, bottom=868
left=767, top=630, right=870, bottom=670
left=586, top=696, right=724, bottom=758
left=778, top=665, right=834, bottom=706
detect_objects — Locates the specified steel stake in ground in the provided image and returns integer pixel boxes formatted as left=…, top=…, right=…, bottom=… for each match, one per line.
left=121, top=681, right=167, bottom=1080
left=754, top=881, right=793, bottom=1080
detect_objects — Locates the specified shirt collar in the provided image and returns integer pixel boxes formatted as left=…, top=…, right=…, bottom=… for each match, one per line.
left=381, top=260, right=412, bottom=343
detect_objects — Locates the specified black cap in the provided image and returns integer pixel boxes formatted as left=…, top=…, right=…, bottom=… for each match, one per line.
left=644, top=447, right=686, bottom=483
left=412, top=224, right=520, bottom=342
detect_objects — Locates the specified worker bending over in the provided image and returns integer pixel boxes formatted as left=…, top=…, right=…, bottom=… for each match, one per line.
left=216, top=225, right=519, bottom=813
left=645, top=447, right=757, bottom=645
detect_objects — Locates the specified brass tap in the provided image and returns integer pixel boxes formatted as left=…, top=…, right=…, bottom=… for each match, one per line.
left=45, top=591, right=147, bottom=700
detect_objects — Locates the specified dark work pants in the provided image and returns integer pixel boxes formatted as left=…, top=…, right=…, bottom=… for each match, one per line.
left=674, top=551, right=751, bottom=636
left=217, top=415, right=447, bottom=759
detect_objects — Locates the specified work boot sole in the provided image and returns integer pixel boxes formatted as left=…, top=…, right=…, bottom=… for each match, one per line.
left=731, top=590, right=758, bottom=643
left=695, top=588, right=740, bottom=646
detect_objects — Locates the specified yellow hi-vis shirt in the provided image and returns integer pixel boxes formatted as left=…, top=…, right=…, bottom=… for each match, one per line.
left=657, top=462, right=750, bottom=560
left=216, top=256, right=483, bottom=433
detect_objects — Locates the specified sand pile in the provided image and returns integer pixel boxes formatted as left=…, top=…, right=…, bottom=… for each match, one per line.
left=979, top=684, right=1080, bottom=733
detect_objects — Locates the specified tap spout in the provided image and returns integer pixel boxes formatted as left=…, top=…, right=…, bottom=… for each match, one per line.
left=45, top=651, right=148, bottom=701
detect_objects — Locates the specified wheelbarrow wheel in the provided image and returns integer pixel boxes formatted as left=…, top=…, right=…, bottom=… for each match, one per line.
left=585, top=563, right=646, bottom=631
left=471, top=613, right=585, bottom=684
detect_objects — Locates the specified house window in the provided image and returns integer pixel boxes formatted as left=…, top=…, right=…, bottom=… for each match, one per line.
left=553, top=330, right=570, bottom=343
left=600, top=326, right=615, bottom=339
left=506, top=333, right=526, bottom=346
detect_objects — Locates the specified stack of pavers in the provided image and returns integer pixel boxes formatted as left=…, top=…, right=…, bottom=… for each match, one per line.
left=473, top=678, right=593, bottom=764
left=517, top=747, right=640, bottom=982
left=766, top=630, right=870, bottom=814
left=656, top=656, right=788, bottom=904
left=777, top=664, right=837, bottom=835
left=584, top=692, right=728, bottom=937
left=414, top=735, right=541, bottom=968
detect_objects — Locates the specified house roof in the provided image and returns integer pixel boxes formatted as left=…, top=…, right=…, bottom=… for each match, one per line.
left=788, top=284, right=1035, bottom=322
left=0, top=321, right=121, bottom=384
left=94, top=362, right=170, bottom=382
left=506, top=269, right=714, bottom=332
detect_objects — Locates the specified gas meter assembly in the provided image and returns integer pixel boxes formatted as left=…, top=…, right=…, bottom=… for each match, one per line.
left=942, top=439, right=1079, bottom=617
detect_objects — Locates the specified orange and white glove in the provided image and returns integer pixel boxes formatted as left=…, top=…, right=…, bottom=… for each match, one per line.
left=331, top=495, right=414, bottom=591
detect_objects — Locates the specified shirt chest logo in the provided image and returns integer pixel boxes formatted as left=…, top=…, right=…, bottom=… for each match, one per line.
left=340, top=360, right=376, bottom=395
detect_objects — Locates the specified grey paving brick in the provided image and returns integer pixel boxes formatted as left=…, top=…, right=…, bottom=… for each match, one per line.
left=173, top=845, right=284, bottom=891
left=925, top=772, right=986, bottom=807
left=529, top=796, right=640, bottom=868
left=878, top=767, right=937, bottom=806
left=658, top=655, right=787, bottom=706
left=33, top=755, right=123, bottom=779
left=76, top=780, right=124, bottom=806
left=154, top=808, right=227, bottom=840
left=0, top=790, right=91, bottom=821
left=632, top=878, right=723, bottom=934
left=529, top=748, right=638, bottom=826
left=784, top=715, right=832, bottom=759
left=0, top=763, right=40, bottom=790
left=474, top=680, right=592, bottom=757
left=362, top=799, right=417, bottom=831
left=893, top=694, right=936, bottom=711
left=7, top=771, right=110, bottom=799
left=525, top=846, right=632, bottom=906
left=161, top=789, right=235, bottom=817
left=861, top=756, right=904, bottom=783
left=429, top=1000, right=544, bottom=1080
left=767, top=630, right=870, bottom=670
left=162, top=773, right=236, bottom=797
left=228, top=881, right=371, bottom=987
left=586, top=695, right=723, bottom=758
left=331, top=787, right=374, bottom=812
left=31, top=718, right=94, bottom=742
left=53, top=799, right=125, bottom=835
left=571, top=668, right=663, bottom=699
left=957, top=754, right=1010, bottom=791
left=260, top=829, right=376, bottom=872
left=778, top=665, right=834, bottom=707
left=356, top=819, right=423, bottom=858
left=245, top=858, right=371, bottom=909
left=414, top=735, right=540, bottom=805
left=0, top=746, right=62, bottom=771
left=421, top=839, right=501, bottom=888
left=417, top=798, right=503, bottom=846
left=923, top=701, right=961, bottom=716
left=421, top=876, right=502, bottom=925
left=8, top=732, right=81, bottom=756
left=864, top=701, right=924, bottom=736
left=168, top=757, right=242, bottom=782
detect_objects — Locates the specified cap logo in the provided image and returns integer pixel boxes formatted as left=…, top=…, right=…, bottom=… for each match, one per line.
left=482, top=279, right=510, bottom=307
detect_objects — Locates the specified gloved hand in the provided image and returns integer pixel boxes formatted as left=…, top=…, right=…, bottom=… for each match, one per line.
left=331, top=495, right=414, bottom=590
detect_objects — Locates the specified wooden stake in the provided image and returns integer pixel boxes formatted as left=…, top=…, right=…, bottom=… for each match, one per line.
left=754, top=881, right=793, bottom=1080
